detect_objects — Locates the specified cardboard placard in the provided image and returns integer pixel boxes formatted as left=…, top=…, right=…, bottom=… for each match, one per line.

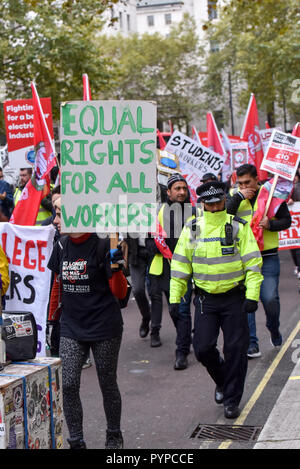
left=60, top=100, right=157, bottom=233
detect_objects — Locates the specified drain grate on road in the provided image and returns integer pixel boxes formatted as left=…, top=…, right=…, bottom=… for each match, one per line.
left=190, top=424, right=262, bottom=441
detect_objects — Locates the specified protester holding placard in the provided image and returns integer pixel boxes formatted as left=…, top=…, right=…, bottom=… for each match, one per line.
left=226, top=164, right=291, bottom=359
left=48, top=197, right=128, bottom=449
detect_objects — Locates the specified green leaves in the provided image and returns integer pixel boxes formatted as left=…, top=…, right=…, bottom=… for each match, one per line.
left=98, top=14, right=203, bottom=130
left=202, top=0, right=300, bottom=126
left=0, top=0, right=120, bottom=127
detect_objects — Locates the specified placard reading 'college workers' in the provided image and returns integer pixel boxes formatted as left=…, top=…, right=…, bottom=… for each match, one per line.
left=261, top=129, right=300, bottom=181
left=60, top=101, right=157, bottom=233
left=0, top=223, right=55, bottom=356
left=165, top=130, right=226, bottom=186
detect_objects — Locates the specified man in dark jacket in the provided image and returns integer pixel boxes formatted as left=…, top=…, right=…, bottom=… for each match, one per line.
left=226, top=164, right=291, bottom=358
left=146, top=173, right=195, bottom=370
left=124, top=234, right=151, bottom=339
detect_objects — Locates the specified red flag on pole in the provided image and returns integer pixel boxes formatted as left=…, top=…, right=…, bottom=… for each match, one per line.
left=157, top=129, right=167, bottom=150
left=240, top=93, right=268, bottom=181
left=83, top=73, right=92, bottom=100
left=250, top=177, right=293, bottom=250
left=10, top=83, right=56, bottom=225
left=152, top=219, right=173, bottom=260
left=206, top=112, right=226, bottom=156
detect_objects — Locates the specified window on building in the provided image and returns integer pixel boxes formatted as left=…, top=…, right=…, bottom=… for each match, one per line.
left=165, top=13, right=172, bottom=25
left=208, top=1, right=218, bottom=20
left=127, top=14, right=130, bottom=31
left=147, top=15, right=154, bottom=27
left=210, top=40, right=219, bottom=53
left=119, top=11, right=123, bottom=29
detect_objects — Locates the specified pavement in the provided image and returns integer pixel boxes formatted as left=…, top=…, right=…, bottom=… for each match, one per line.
left=254, top=356, right=300, bottom=449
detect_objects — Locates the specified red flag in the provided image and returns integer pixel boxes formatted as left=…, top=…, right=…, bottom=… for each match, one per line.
left=83, top=73, right=92, bottom=100
left=250, top=177, right=293, bottom=250
left=207, top=112, right=226, bottom=156
left=157, top=129, right=167, bottom=150
left=151, top=219, right=173, bottom=259
left=10, top=83, right=56, bottom=225
left=241, top=94, right=268, bottom=181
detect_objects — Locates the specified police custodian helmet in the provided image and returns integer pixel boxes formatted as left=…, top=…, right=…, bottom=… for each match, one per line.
left=196, top=181, right=226, bottom=203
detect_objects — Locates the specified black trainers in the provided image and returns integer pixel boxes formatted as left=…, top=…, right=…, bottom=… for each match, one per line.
left=224, top=405, right=240, bottom=419
left=247, top=344, right=262, bottom=359
left=214, top=386, right=224, bottom=404
left=174, top=354, right=188, bottom=370
left=105, top=430, right=124, bottom=449
left=67, top=438, right=87, bottom=449
left=270, top=331, right=282, bottom=347
left=139, top=318, right=150, bottom=338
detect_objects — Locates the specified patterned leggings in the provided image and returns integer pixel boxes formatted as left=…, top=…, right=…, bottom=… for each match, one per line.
left=59, top=335, right=122, bottom=441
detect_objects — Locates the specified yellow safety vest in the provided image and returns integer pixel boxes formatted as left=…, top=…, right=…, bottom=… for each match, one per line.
left=170, top=209, right=263, bottom=302
left=149, top=203, right=199, bottom=276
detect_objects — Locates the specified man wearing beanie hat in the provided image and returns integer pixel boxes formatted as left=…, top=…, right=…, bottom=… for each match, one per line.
left=145, top=173, right=195, bottom=370
left=170, top=180, right=263, bottom=418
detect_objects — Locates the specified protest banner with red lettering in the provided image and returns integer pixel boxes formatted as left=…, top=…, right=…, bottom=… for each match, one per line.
left=0, top=223, right=55, bottom=356
left=10, top=83, right=56, bottom=226
left=260, top=129, right=300, bottom=181
left=3, top=98, right=54, bottom=169
left=259, top=128, right=280, bottom=155
left=279, top=201, right=300, bottom=250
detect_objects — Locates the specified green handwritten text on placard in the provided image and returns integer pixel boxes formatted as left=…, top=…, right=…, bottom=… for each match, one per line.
left=60, top=100, right=157, bottom=232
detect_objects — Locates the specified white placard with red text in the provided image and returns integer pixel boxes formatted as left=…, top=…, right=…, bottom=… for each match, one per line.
left=3, top=98, right=54, bottom=169
left=0, top=223, right=55, bottom=356
left=279, top=201, right=300, bottom=250
left=260, top=130, right=300, bottom=181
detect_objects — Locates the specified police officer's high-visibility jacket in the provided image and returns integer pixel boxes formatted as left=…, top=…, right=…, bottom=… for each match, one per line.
left=229, top=186, right=278, bottom=251
left=170, top=209, right=263, bottom=303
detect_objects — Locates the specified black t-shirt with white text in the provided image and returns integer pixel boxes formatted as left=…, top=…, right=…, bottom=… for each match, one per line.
left=48, top=234, right=123, bottom=342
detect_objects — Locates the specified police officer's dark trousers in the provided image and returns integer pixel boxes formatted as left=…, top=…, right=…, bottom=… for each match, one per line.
left=193, top=288, right=249, bottom=407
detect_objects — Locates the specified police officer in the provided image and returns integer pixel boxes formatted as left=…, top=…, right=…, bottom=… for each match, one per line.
left=169, top=181, right=263, bottom=418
